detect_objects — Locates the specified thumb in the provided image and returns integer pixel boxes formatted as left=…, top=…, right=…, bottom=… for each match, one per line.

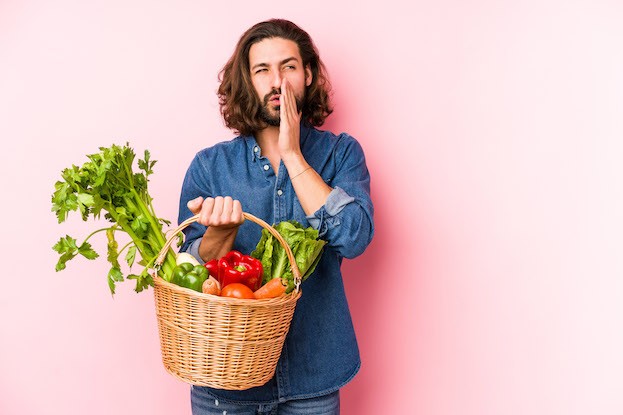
left=186, top=196, right=204, bottom=214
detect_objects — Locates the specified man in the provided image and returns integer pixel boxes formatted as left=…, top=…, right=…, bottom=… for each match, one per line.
left=179, top=18, right=374, bottom=414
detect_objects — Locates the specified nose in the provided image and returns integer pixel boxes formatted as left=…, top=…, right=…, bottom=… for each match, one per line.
left=271, top=71, right=282, bottom=89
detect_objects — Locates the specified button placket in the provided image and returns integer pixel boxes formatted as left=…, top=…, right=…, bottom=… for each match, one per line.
left=273, top=161, right=288, bottom=221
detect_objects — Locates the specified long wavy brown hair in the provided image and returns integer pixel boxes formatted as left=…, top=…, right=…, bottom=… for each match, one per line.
left=218, top=19, right=333, bottom=136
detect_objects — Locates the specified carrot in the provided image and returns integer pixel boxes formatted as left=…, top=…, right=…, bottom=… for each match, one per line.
left=254, top=277, right=287, bottom=299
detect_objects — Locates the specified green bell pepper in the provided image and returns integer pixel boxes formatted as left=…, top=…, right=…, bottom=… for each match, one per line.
left=170, top=263, right=208, bottom=292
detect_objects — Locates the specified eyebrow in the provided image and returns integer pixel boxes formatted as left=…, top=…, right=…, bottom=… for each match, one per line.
left=251, top=57, right=300, bottom=71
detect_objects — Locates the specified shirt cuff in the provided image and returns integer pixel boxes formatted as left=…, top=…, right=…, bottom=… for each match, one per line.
left=186, top=238, right=205, bottom=265
left=306, top=186, right=355, bottom=232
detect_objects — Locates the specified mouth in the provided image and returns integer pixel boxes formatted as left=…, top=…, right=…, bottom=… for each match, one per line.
left=269, top=94, right=281, bottom=105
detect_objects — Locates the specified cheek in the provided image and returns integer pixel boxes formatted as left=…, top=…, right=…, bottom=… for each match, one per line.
left=251, top=74, right=271, bottom=90
left=251, top=79, right=263, bottom=95
left=285, top=72, right=305, bottom=85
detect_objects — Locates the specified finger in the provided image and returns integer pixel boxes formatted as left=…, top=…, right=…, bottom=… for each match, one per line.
left=282, top=81, right=294, bottom=127
left=232, top=199, right=244, bottom=224
left=280, top=77, right=287, bottom=99
left=284, top=79, right=293, bottom=109
left=187, top=196, right=204, bottom=214
left=210, top=196, right=224, bottom=225
left=284, top=79, right=299, bottom=120
left=280, top=79, right=288, bottom=123
left=283, top=79, right=291, bottom=116
left=221, top=196, right=233, bottom=222
left=199, top=197, right=215, bottom=226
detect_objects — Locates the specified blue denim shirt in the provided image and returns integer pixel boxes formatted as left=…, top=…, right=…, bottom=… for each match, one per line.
left=178, top=124, right=374, bottom=404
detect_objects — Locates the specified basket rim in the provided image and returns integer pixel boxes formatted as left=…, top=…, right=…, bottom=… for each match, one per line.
left=153, top=275, right=302, bottom=305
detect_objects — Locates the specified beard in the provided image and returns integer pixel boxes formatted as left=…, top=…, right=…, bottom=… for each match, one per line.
left=259, top=88, right=304, bottom=126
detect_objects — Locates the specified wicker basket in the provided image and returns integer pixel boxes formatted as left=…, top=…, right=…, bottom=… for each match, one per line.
left=152, top=212, right=301, bottom=390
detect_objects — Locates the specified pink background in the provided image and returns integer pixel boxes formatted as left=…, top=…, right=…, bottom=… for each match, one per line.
left=1, top=1, right=622, bottom=414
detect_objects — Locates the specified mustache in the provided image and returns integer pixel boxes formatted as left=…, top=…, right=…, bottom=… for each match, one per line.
left=262, top=88, right=281, bottom=105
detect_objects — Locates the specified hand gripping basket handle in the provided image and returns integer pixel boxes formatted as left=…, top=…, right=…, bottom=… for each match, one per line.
left=155, top=212, right=302, bottom=291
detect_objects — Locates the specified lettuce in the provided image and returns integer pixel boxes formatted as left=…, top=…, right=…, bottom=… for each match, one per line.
left=251, top=221, right=326, bottom=293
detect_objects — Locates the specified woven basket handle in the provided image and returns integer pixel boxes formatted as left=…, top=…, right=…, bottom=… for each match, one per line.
left=155, top=212, right=302, bottom=291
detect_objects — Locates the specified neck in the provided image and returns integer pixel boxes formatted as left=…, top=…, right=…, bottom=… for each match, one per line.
left=254, top=125, right=279, bottom=147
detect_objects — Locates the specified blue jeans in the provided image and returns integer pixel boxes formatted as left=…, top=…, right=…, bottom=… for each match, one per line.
left=190, top=387, right=340, bottom=415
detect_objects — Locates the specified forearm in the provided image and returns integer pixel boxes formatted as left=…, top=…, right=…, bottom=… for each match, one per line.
left=283, top=153, right=332, bottom=215
left=196, top=227, right=239, bottom=262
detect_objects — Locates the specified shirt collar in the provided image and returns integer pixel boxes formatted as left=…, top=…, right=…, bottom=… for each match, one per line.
left=244, top=136, right=261, bottom=161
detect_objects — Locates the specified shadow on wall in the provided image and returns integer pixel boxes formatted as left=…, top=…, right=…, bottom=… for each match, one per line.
left=340, top=174, right=392, bottom=413
left=325, top=113, right=395, bottom=412
left=321, top=64, right=399, bottom=411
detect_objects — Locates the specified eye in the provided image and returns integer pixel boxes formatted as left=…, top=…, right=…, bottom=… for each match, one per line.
left=255, top=68, right=267, bottom=74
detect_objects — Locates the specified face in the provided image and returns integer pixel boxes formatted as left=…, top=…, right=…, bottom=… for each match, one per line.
left=248, top=37, right=312, bottom=126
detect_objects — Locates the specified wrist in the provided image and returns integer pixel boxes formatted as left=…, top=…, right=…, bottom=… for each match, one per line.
left=282, top=152, right=308, bottom=174
left=280, top=148, right=303, bottom=164
left=290, top=166, right=312, bottom=180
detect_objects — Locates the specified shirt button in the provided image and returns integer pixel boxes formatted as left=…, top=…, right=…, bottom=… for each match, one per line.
left=263, top=165, right=270, bottom=171
left=253, top=146, right=259, bottom=153
left=277, top=189, right=283, bottom=196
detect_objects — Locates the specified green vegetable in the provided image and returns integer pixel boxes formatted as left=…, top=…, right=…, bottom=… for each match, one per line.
left=170, top=263, right=208, bottom=292
left=51, top=143, right=178, bottom=294
left=251, top=221, right=326, bottom=293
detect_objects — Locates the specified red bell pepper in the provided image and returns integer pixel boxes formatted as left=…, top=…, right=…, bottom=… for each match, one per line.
left=207, top=250, right=263, bottom=291
left=204, top=259, right=219, bottom=279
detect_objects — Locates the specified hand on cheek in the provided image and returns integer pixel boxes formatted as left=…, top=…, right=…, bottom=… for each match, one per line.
left=279, top=79, right=301, bottom=157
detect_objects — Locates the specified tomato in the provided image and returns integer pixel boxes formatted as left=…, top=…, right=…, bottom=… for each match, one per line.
left=220, top=283, right=255, bottom=299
